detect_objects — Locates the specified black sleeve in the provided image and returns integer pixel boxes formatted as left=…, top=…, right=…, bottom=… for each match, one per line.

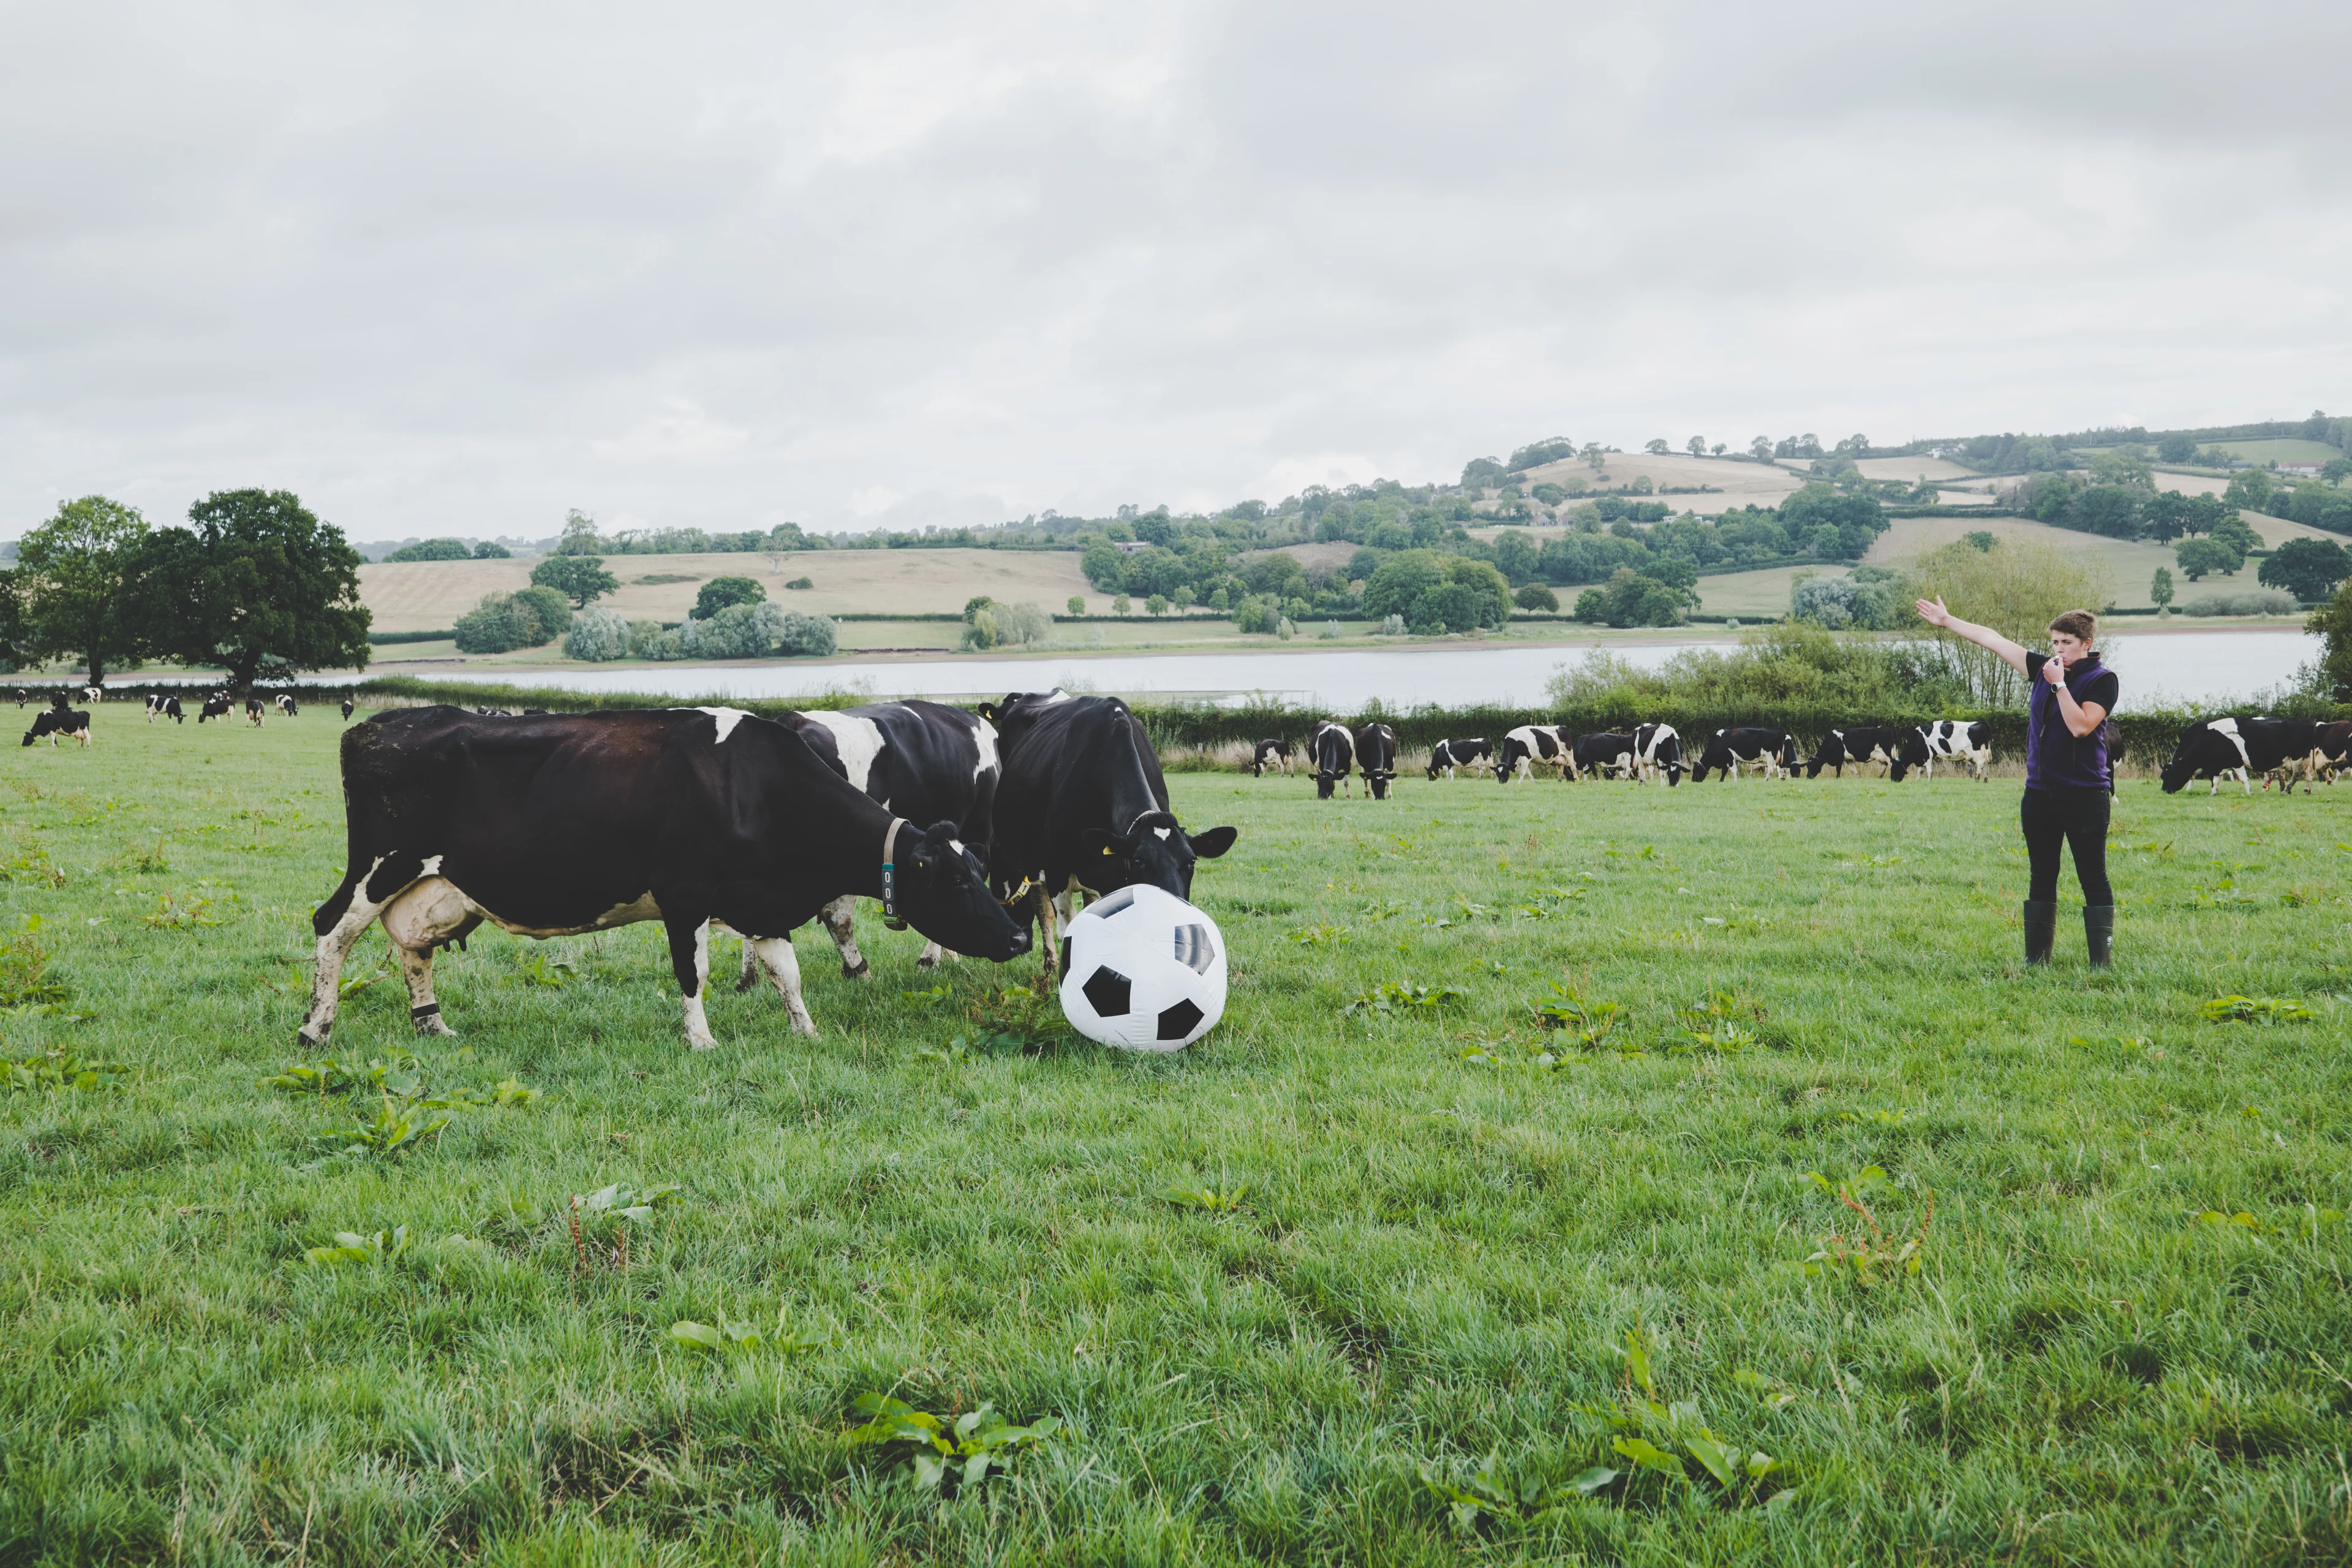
left=2024, top=652, right=2049, bottom=684
left=2080, top=671, right=2118, bottom=712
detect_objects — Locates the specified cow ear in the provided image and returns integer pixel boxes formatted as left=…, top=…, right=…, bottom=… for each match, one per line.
left=974, top=703, right=998, bottom=722
left=1188, top=826, right=1238, bottom=859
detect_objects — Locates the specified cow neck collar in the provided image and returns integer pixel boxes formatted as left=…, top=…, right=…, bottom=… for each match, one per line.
left=880, top=817, right=906, bottom=918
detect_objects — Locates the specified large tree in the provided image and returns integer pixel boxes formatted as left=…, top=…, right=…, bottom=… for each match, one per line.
left=17, top=495, right=150, bottom=684
left=138, top=489, right=371, bottom=693
left=529, top=552, right=619, bottom=608
left=2257, top=537, right=2351, bottom=603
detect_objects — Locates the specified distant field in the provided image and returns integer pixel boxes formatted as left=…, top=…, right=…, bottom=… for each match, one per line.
left=1521, top=451, right=1801, bottom=513
left=1866, top=514, right=2341, bottom=608
left=1689, top=563, right=1849, bottom=619
left=360, top=548, right=1097, bottom=632
left=1850, top=456, right=1981, bottom=483
left=2207, top=438, right=2344, bottom=466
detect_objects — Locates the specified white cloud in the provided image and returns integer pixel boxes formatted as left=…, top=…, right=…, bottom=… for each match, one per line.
left=1, top=0, right=2345, bottom=540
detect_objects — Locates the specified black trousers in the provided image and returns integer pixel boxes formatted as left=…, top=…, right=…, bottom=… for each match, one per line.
left=2021, top=786, right=2112, bottom=905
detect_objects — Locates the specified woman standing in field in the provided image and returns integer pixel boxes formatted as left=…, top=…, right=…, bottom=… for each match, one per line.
left=1913, top=599, right=2117, bottom=967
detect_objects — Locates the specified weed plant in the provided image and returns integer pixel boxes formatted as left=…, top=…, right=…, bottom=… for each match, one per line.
left=0, top=715, right=2348, bottom=1562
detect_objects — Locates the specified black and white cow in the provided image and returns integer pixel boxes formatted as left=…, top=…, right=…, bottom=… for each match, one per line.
left=1355, top=723, right=1399, bottom=799
left=1889, top=720, right=1991, bottom=783
left=2160, top=716, right=2299, bottom=795
left=145, top=693, right=165, bottom=722
left=244, top=697, right=266, bottom=727
left=10, top=690, right=25, bottom=708
left=341, top=698, right=356, bottom=722
left=1691, top=728, right=1801, bottom=783
left=1805, top=726, right=1904, bottom=779
left=275, top=694, right=300, bottom=718
left=21, top=709, right=91, bottom=748
left=153, top=695, right=183, bottom=724
left=1427, top=737, right=1492, bottom=780
left=1569, top=730, right=1640, bottom=782
left=737, top=701, right=1001, bottom=980
left=296, top=706, right=1026, bottom=1051
left=1250, top=738, right=1294, bottom=777
left=1310, top=719, right=1355, bottom=799
left=2304, top=720, right=2352, bottom=786
left=1496, top=725, right=1572, bottom=782
left=198, top=694, right=233, bottom=723
left=83, top=685, right=103, bottom=704
left=1631, top=722, right=1685, bottom=786
left=977, top=690, right=1238, bottom=973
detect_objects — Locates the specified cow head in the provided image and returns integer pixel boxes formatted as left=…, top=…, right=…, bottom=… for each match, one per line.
left=1077, top=810, right=1237, bottom=899
left=1777, top=735, right=1803, bottom=774
left=1887, top=731, right=1931, bottom=783
left=1805, top=734, right=1836, bottom=779
left=1365, top=769, right=1393, bottom=799
left=1654, top=733, right=1685, bottom=787
left=2159, top=727, right=2231, bottom=794
left=18, top=718, right=46, bottom=747
left=894, top=820, right=1031, bottom=960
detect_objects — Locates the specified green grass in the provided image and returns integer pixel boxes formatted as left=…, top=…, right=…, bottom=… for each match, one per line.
left=5, top=712, right=2352, bottom=1564
left=2206, top=440, right=2345, bottom=467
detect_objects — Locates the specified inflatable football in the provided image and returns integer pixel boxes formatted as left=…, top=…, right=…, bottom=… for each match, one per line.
left=1058, top=883, right=1227, bottom=1051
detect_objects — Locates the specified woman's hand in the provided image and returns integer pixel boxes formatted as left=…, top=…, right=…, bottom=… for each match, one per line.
left=1914, top=595, right=1954, bottom=628
left=2041, top=657, right=2067, bottom=684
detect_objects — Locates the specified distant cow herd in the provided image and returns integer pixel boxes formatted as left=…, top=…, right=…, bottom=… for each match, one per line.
left=1253, top=715, right=2352, bottom=796
left=13, top=685, right=363, bottom=744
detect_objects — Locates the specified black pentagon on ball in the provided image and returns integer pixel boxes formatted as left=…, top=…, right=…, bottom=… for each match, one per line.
left=1156, top=998, right=1205, bottom=1042
left=1172, top=924, right=1216, bottom=974
left=1082, top=965, right=1133, bottom=1017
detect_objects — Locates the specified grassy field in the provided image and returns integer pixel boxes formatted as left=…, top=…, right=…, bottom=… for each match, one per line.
left=1864, top=514, right=2343, bottom=610
left=4, top=709, right=2351, bottom=1564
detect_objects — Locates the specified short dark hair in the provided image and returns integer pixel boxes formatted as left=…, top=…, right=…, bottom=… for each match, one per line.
left=2048, top=609, right=2097, bottom=643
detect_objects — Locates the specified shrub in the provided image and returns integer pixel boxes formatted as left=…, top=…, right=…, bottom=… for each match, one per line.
left=786, top=576, right=815, bottom=590
left=511, top=585, right=573, bottom=641
left=679, top=601, right=767, bottom=658
left=385, top=538, right=472, bottom=563
left=693, top=576, right=766, bottom=620
left=453, top=594, right=533, bottom=654
left=1513, top=583, right=1559, bottom=612
left=779, top=612, right=837, bottom=657
left=2180, top=589, right=2299, bottom=617
left=564, top=608, right=631, bottom=661
left=627, top=620, right=681, bottom=660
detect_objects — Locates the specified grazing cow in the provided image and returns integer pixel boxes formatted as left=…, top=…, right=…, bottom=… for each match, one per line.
left=1310, top=719, right=1355, bottom=798
left=83, top=685, right=103, bottom=704
left=1569, top=730, right=1640, bottom=782
left=151, top=695, right=184, bottom=724
left=734, top=701, right=1002, bottom=981
left=1427, top=737, right=1493, bottom=780
left=297, top=706, right=1025, bottom=1050
left=2160, top=716, right=2287, bottom=795
left=1496, top=724, right=1572, bottom=782
left=1692, top=728, right=1802, bottom=783
left=976, top=690, right=1238, bottom=974
left=22, top=709, right=92, bottom=748
left=1250, top=738, right=1294, bottom=777
left=198, top=694, right=233, bottom=723
left=1631, top=722, right=1686, bottom=786
left=341, top=698, right=356, bottom=722
left=243, top=697, right=266, bottom=727
left=1889, top=720, right=1992, bottom=783
left=1354, top=723, right=1399, bottom=799
left=2305, top=719, right=2352, bottom=785
left=2251, top=718, right=2325, bottom=793
left=10, top=690, right=24, bottom=708
left=275, top=694, right=300, bottom=718
left=145, top=693, right=164, bottom=722
left=1806, top=725, right=1903, bottom=778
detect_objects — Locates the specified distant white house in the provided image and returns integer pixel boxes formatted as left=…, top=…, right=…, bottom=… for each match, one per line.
left=2277, top=462, right=2324, bottom=477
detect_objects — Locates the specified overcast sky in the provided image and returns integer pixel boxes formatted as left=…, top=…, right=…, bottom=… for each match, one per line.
left=3, top=1, right=2346, bottom=542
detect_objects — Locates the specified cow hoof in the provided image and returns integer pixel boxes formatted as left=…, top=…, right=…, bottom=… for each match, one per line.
left=842, top=959, right=872, bottom=980
left=688, top=1034, right=718, bottom=1052
left=916, top=954, right=937, bottom=970
left=413, top=1019, right=458, bottom=1038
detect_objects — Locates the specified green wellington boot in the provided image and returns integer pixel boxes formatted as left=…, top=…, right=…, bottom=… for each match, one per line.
left=2084, top=905, right=2115, bottom=968
left=2022, top=900, right=2057, bottom=965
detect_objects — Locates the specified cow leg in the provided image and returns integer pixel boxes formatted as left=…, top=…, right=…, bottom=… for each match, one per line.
left=1035, top=882, right=1062, bottom=978
left=665, top=918, right=718, bottom=1050
left=916, top=940, right=959, bottom=968
left=749, top=936, right=818, bottom=1036
left=298, top=882, right=386, bottom=1046
left=380, top=878, right=481, bottom=1037
left=736, top=933, right=760, bottom=992
left=819, top=894, right=870, bottom=978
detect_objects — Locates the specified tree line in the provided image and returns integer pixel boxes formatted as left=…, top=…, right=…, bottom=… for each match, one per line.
left=0, top=491, right=369, bottom=689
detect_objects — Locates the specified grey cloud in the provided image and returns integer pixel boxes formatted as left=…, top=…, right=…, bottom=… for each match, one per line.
left=2, top=0, right=2346, bottom=541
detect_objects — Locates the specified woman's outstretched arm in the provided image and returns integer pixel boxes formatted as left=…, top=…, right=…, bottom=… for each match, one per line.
left=1913, top=595, right=2030, bottom=677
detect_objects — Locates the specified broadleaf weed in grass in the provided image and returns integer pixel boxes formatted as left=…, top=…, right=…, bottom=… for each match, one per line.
left=0, top=837, right=67, bottom=888
left=845, top=1393, right=1061, bottom=1496
left=669, top=1309, right=828, bottom=1355
left=1532, top=983, right=1619, bottom=1047
left=1344, top=981, right=1464, bottom=1016
left=1159, top=1182, right=1248, bottom=1212
left=2198, top=995, right=2317, bottom=1025
left=141, top=880, right=239, bottom=929
left=567, top=1182, right=682, bottom=1274
left=3, top=1046, right=125, bottom=1093
left=1801, top=1165, right=1932, bottom=1285
left=0, top=918, right=68, bottom=1008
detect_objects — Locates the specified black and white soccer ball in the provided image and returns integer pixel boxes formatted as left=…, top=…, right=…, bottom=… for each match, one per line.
left=1057, top=883, right=1227, bottom=1051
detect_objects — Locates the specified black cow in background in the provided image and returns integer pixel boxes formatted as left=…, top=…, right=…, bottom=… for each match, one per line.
left=244, top=697, right=266, bottom=727
left=1570, top=730, right=1639, bottom=782
left=1692, top=728, right=1801, bottom=783
left=341, top=698, right=356, bottom=721
left=1496, top=724, right=1571, bottom=782
left=1806, top=726, right=1902, bottom=778
left=23, top=709, right=91, bottom=748
left=153, top=696, right=184, bottom=724
left=1251, top=738, right=1294, bottom=777
left=298, top=706, right=1025, bottom=1050
left=1355, top=723, right=1398, bottom=799
left=1427, top=737, right=1491, bottom=780
left=2160, top=716, right=2303, bottom=795
left=275, top=695, right=300, bottom=718
left=1311, top=720, right=1355, bottom=799
left=198, top=694, right=233, bottom=723
left=978, top=690, right=1238, bottom=974
left=2306, top=720, right=2352, bottom=785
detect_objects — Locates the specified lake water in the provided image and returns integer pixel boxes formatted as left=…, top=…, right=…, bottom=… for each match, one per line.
left=393, top=628, right=2320, bottom=711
